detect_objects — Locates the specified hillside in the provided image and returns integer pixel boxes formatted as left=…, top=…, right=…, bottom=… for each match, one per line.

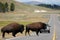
left=0, top=0, right=52, bottom=22
left=14, top=1, right=53, bottom=13
left=0, top=0, right=55, bottom=13
left=0, top=0, right=60, bottom=22
left=0, top=0, right=58, bottom=14
left=24, top=1, right=42, bottom=5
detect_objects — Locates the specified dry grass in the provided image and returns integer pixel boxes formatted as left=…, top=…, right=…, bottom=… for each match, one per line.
left=0, top=12, right=50, bottom=22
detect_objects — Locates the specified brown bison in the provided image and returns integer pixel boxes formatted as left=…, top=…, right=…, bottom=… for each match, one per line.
left=1, top=22, right=24, bottom=38
left=25, top=22, right=50, bottom=36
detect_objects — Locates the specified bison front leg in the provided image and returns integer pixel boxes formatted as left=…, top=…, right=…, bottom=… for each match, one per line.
left=2, top=32, right=5, bottom=38
left=12, top=32, right=16, bottom=37
left=40, top=30, right=42, bottom=33
left=36, top=32, right=39, bottom=36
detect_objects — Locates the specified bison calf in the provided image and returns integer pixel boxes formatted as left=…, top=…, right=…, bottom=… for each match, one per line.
left=1, top=22, right=24, bottom=38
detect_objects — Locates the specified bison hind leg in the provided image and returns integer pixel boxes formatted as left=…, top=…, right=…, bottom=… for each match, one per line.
left=28, top=30, right=30, bottom=36
left=25, top=30, right=27, bottom=36
left=25, top=30, right=30, bottom=36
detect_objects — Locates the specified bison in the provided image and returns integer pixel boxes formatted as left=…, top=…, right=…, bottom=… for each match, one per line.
left=1, top=22, right=24, bottom=38
left=25, top=22, right=50, bottom=36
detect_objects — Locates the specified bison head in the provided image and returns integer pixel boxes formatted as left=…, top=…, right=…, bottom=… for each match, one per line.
left=19, top=25, right=24, bottom=33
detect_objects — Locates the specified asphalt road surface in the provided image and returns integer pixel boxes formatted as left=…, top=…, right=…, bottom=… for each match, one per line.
left=53, top=14, right=60, bottom=40
left=5, top=14, right=60, bottom=40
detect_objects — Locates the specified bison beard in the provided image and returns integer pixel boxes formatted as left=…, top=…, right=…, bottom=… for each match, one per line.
left=1, top=22, right=24, bottom=38
left=25, top=22, right=49, bottom=36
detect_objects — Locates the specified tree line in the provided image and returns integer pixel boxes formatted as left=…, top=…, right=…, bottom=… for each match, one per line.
left=0, top=2, right=15, bottom=13
left=37, top=4, right=60, bottom=10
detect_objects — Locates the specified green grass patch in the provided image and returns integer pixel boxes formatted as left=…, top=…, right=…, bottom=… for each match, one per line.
left=0, top=21, right=32, bottom=27
left=0, top=21, right=12, bottom=27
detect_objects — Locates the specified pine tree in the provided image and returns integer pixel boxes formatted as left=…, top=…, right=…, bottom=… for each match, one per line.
left=10, top=3, right=15, bottom=11
left=5, top=2, right=9, bottom=12
left=2, top=3, right=5, bottom=13
left=0, top=2, right=3, bottom=12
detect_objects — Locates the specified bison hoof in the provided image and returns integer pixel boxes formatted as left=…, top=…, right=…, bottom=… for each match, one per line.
left=48, top=30, right=50, bottom=33
left=40, top=31, right=42, bottom=33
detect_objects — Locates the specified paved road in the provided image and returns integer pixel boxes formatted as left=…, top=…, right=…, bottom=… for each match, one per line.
left=5, top=14, right=60, bottom=40
left=48, top=14, right=60, bottom=40
left=53, top=14, right=60, bottom=40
